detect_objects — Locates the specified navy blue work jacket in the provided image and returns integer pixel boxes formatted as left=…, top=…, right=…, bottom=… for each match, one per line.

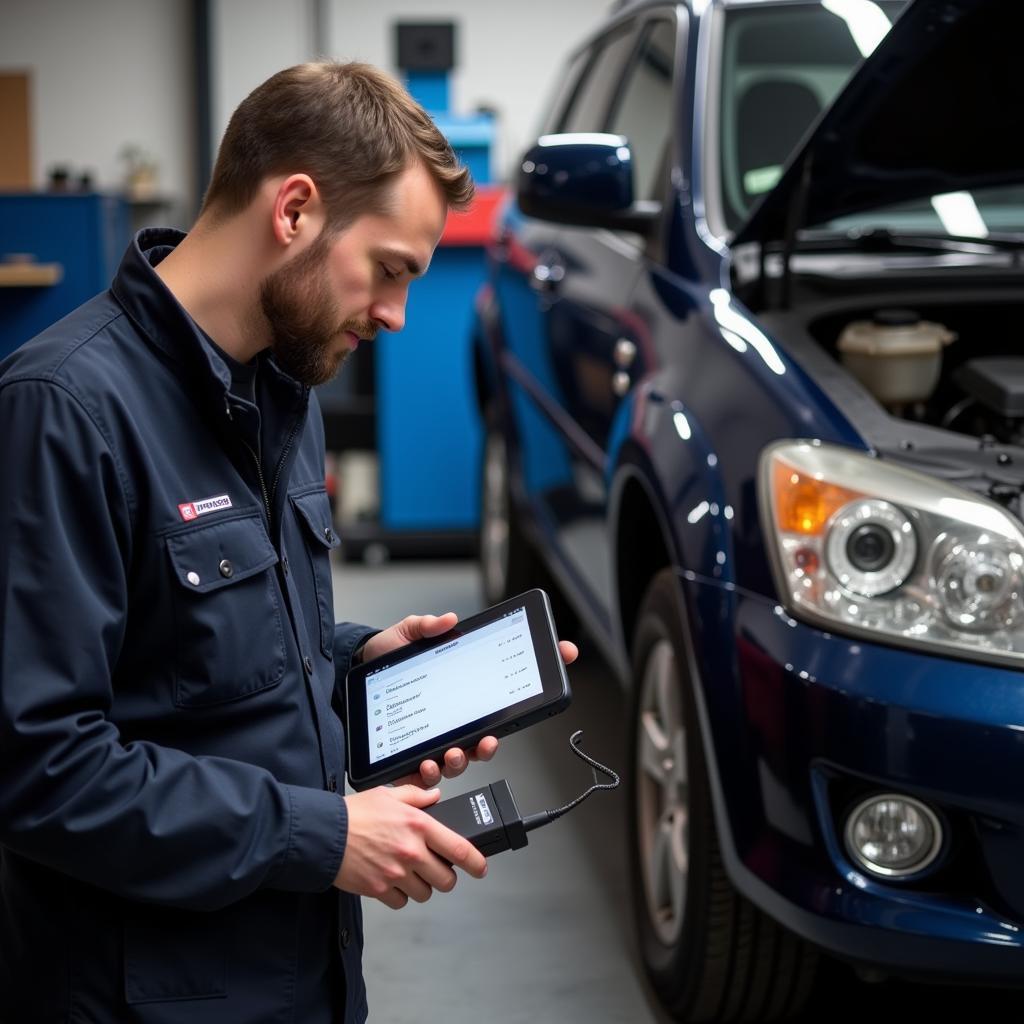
left=0, top=229, right=375, bottom=1023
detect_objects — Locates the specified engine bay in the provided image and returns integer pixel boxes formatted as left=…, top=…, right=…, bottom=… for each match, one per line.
left=752, top=276, right=1024, bottom=522
left=806, top=299, right=1024, bottom=446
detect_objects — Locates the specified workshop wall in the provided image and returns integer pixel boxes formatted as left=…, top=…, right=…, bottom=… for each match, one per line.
left=0, top=0, right=193, bottom=219
left=212, top=0, right=608, bottom=185
left=1, top=0, right=607, bottom=219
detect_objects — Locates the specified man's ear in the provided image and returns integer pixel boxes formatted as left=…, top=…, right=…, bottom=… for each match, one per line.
left=271, top=174, right=324, bottom=247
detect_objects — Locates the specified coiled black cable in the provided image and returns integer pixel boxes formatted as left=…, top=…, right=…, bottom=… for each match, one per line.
left=522, top=730, right=620, bottom=833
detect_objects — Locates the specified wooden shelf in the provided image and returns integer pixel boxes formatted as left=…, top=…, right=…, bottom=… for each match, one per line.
left=0, top=262, right=63, bottom=287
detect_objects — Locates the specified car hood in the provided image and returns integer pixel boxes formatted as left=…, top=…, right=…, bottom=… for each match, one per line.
left=732, top=0, right=1024, bottom=246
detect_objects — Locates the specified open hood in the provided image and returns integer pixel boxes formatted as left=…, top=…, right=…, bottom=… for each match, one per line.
left=732, top=0, right=1024, bottom=246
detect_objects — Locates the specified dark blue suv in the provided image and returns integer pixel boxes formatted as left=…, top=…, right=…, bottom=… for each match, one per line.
left=472, top=0, right=1024, bottom=1018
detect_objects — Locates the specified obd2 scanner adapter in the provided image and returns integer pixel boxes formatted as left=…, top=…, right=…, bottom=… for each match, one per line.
left=424, top=730, right=620, bottom=856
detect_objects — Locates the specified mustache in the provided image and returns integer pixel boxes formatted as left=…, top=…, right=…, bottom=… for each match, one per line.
left=341, top=319, right=378, bottom=342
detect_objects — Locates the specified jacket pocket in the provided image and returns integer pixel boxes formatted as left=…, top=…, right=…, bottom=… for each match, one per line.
left=123, top=905, right=228, bottom=1004
left=290, top=488, right=340, bottom=660
left=165, top=512, right=286, bottom=707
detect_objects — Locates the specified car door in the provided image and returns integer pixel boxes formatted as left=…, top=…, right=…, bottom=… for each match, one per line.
left=542, top=13, right=681, bottom=619
left=492, top=19, right=645, bottom=622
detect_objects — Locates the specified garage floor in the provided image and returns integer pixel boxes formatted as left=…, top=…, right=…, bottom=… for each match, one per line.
left=332, top=558, right=1024, bottom=1023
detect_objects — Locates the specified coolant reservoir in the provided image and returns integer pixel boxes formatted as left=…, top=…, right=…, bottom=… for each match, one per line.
left=837, top=309, right=956, bottom=406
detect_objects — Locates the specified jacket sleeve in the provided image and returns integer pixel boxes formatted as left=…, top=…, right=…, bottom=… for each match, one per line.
left=332, top=622, right=380, bottom=718
left=0, top=378, right=346, bottom=911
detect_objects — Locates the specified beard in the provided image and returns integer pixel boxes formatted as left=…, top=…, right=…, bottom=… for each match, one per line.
left=259, top=233, right=375, bottom=387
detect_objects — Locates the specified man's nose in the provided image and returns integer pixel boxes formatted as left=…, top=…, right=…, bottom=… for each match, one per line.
left=370, top=295, right=406, bottom=335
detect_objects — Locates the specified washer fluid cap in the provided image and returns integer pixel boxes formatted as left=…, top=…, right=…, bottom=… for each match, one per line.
left=873, top=308, right=921, bottom=328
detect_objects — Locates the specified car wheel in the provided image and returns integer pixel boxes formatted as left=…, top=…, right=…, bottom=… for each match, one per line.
left=479, top=414, right=539, bottom=605
left=629, top=569, right=817, bottom=1022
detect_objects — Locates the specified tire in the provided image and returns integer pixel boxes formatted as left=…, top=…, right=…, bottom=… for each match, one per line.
left=479, top=414, right=542, bottom=605
left=628, top=569, right=817, bottom=1022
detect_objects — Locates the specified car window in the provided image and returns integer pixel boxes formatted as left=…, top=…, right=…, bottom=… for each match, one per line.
left=607, top=17, right=677, bottom=204
left=559, top=23, right=640, bottom=134
left=718, top=1, right=905, bottom=231
left=537, top=50, right=589, bottom=137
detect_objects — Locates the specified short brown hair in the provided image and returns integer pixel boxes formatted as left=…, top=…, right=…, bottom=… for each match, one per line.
left=201, top=61, right=474, bottom=227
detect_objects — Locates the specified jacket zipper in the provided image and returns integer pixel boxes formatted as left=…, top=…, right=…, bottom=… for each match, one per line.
left=226, top=397, right=272, bottom=528
left=225, top=392, right=305, bottom=534
left=268, top=400, right=306, bottom=516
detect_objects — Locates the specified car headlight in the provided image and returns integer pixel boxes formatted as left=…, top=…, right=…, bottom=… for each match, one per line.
left=760, top=441, right=1024, bottom=666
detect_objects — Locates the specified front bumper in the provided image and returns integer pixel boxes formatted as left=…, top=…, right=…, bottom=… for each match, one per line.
left=683, top=571, right=1024, bottom=981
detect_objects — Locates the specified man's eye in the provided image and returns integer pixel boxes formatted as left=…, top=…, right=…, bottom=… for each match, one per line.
left=380, top=264, right=399, bottom=281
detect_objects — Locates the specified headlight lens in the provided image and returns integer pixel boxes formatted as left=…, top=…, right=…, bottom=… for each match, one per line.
left=825, top=499, right=916, bottom=597
left=760, top=441, right=1024, bottom=665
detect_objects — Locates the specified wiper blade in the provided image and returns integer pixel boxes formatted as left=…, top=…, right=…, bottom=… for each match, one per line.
left=795, top=226, right=1024, bottom=254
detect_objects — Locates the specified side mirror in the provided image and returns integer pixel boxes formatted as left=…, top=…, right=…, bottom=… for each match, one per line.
left=516, top=133, right=660, bottom=236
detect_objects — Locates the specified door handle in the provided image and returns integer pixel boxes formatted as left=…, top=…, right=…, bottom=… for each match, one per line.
left=613, top=338, right=637, bottom=369
left=531, top=260, right=565, bottom=292
left=612, top=371, right=631, bottom=397
left=612, top=338, right=637, bottom=397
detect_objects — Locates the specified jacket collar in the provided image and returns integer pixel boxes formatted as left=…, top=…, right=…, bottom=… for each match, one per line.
left=110, top=228, right=307, bottom=413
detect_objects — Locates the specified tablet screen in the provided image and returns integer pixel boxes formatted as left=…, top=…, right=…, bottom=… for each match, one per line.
left=365, top=605, right=542, bottom=765
left=346, top=589, right=571, bottom=790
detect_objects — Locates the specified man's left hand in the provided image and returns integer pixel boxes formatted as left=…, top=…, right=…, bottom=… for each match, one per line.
left=357, top=612, right=579, bottom=789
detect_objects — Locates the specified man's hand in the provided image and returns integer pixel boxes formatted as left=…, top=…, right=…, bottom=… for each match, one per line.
left=335, top=784, right=486, bottom=909
left=358, top=612, right=580, bottom=788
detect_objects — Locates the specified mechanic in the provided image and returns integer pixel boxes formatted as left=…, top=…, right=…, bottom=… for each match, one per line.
left=0, top=61, right=577, bottom=1023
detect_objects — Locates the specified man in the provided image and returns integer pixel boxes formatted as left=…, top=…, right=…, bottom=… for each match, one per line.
left=0, top=62, right=576, bottom=1023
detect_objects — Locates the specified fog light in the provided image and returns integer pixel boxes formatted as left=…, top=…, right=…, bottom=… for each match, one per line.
left=844, top=794, right=943, bottom=878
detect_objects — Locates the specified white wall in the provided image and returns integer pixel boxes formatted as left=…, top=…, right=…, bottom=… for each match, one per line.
left=327, top=0, right=608, bottom=179
left=0, top=0, right=610, bottom=224
left=211, top=0, right=313, bottom=163
left=211, top=0, right=611, bottom=184
left=0, top=0, right=193, bottom=219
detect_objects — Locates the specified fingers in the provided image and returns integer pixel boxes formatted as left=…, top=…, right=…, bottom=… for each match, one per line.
left=416, top=759, right=443, bottom=787
left=391, top=784, right=442, bottom=808
left=397, top=871, right=434, bottom=904
left=425, top=820, right=488, bottom=879
left=338, top=787, right=482, bottom=913
left=559, top=639, right=578, bottom=665
left=468, top=736, right=498, bottom=763
left=377, top=888, right=408, bottom=910
left=377, top=865, right=455, bottom=909
left=389, top=769, right=435, bottom=789
left=411, top=736, right=499, bottom=785
left=412, top=857, right=459, bottom=894
left=441, top=748, right=467, bottom=778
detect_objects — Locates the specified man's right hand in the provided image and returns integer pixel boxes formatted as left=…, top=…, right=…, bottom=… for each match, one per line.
left=334, top=785, right=487, bottom=909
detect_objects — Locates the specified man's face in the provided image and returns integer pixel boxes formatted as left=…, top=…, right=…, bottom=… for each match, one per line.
left=260, top=161, right=448, bottom=386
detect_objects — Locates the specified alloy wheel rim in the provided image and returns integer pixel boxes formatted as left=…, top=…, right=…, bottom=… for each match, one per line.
left=636, top=637, right=690, bottom=946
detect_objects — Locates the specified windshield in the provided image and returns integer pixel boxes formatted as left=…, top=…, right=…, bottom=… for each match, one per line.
left=720, top=1, right=1024, bottom=239
left=718, top=2, right=907, bottom=232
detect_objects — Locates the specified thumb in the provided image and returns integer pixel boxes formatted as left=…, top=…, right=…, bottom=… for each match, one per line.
left=393, top=784, right=442, bottom=808
left=412, top=612, right=458, bottom=639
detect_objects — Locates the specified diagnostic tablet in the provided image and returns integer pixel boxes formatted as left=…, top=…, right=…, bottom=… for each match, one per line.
left=346, top=589, right=571, bottom=790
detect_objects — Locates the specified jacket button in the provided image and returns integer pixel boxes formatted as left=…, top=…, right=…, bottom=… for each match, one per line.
left=303, top=655, right=314, bottom=675
left=219, top=559, right=233, bottom=578
left=327, top=773, right=337, bottom=792
left=324, top=527, right=335, bottom=543
left=186, top=571, right=200, bottom=586
left=340, top=927, right=350, bottom=949
left=281, top=556, right=290, bottom=575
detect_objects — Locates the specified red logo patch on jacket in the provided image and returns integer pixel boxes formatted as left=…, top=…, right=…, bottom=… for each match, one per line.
left=177, top=494, right=232, bottom=521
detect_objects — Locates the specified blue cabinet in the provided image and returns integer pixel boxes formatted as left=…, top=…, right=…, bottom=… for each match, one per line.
left=0, top=193, right=130, bottom=360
